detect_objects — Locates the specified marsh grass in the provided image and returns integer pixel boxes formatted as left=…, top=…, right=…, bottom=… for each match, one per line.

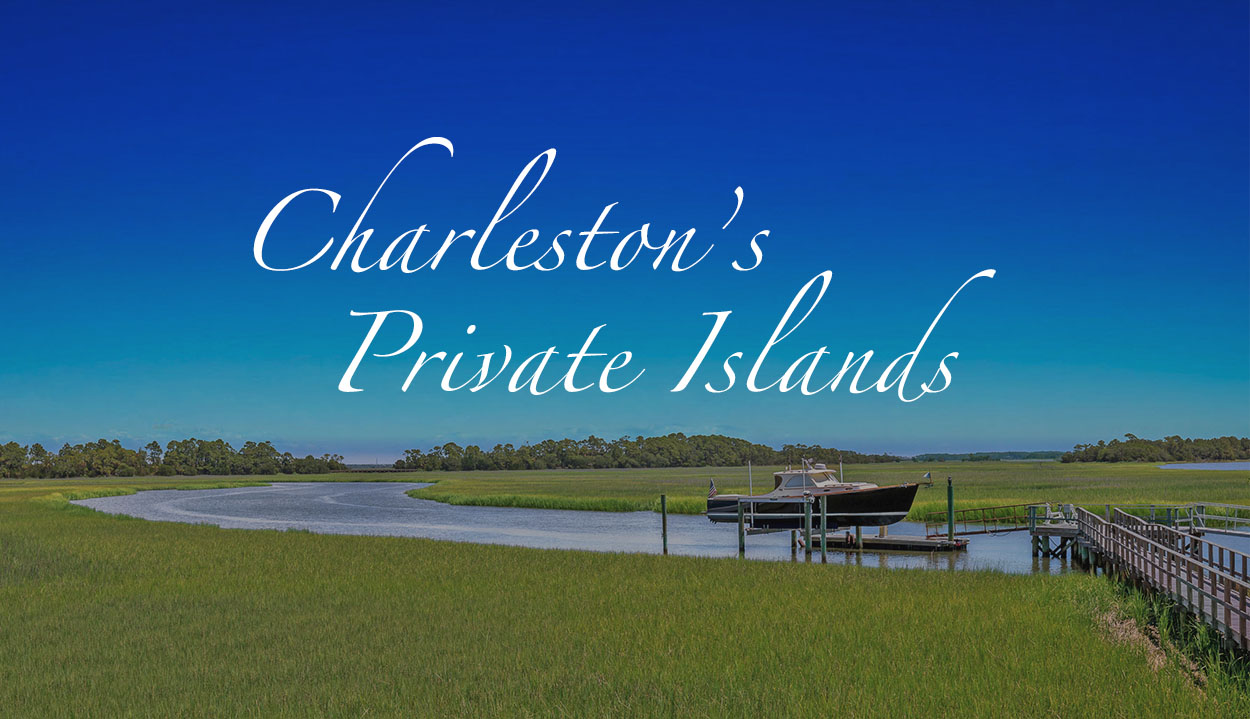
left=1, top=473, right=1247, bottom=716
left=401, top=461, right=1250, bottom=521
left=1113, top=583, right=1250, bottom=699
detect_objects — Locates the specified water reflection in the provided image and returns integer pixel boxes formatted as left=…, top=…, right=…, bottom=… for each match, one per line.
left=77, top=481, right=1075, bottom=575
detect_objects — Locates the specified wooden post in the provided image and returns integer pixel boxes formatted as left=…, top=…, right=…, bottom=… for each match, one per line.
left=737, top=501, right=745, bottom=556
left=946, top=477, right=955, bottom=543
left=804, top=498, right=813, bottom=558
left=660, top=494, right=668, bottom=555
left=855, top=524, right=863, bottom=549
left=790, top=530, right=797, bottom=554
left=820, top=496, right=827, bottom=562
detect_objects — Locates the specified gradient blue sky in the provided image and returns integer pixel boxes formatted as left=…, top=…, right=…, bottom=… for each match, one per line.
left=2, top=1, right=1247, bottom=460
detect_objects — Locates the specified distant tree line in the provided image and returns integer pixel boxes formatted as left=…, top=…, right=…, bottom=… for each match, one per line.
left=1060, top=435, right=1250, bottom=463
left=0, top=438, right=346, bottom=478
left=910, top=451, right=1064, bottom=462
left=393, top=433, right=902, bottom=472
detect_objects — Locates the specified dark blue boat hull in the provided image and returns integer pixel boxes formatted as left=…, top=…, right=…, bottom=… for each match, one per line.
left=706, top=483, right=918, bottom=530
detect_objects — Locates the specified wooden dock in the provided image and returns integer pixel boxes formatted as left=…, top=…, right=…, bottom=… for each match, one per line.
left=727, top=492, right=1249, bottom=653
left=1074, top=507, right=1248, bottom=653
left=1029, top=517, right=1079, bottom=558
left=806, top=533, right=968, bottom=552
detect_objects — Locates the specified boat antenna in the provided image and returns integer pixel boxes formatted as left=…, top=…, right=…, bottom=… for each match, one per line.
left=839, top=453, right=844, bottom=482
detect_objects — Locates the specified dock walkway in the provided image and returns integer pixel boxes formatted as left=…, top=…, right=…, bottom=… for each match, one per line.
left=1074, top=507, right=1248, bottom=653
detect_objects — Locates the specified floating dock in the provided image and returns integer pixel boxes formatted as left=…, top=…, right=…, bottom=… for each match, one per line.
left=801, top=533, right=968, bottom=552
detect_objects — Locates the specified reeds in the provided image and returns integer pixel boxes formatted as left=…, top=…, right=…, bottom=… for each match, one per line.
left=0, top=475, right=1245, bottom=717
left=401, top=461, right=1250, bottom=521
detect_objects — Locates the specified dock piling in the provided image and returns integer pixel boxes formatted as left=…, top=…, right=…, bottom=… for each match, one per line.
left=803, top=498, right=813, bottom=558
left=947, top=477, right=955, bottom=543
left=660, top=494, right=668, bottom=555
left=820, top=496, right=827, bottom=562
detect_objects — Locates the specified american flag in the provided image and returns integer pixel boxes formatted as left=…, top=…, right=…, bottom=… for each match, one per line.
left=708, top=479, right=718, bottom=498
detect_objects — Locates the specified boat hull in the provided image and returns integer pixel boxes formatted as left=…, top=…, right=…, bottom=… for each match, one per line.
left=707, top=483, right=918, bottom=530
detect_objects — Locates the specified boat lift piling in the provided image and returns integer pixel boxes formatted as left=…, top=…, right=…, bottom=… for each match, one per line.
left=820, top=496, right=828, bottom=562
left=803, top=497, right=813, bottom=558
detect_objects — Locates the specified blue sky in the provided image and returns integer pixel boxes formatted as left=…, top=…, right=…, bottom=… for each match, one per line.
left=1, top=1, right=1246, bottom=460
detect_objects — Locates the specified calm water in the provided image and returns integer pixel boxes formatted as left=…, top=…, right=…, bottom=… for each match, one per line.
left=1160, top=462, right=1250, bottom=470
left=76, top=482, right=1075, bottom=575
left=76, top=482, right=1250, bottom=573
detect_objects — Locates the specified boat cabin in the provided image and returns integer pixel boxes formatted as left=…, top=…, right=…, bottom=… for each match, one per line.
left=773, top=464, right=841, bottom=490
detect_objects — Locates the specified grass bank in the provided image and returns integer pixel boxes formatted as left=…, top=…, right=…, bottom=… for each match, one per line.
left=402, top=461, right=1250, bottom=519
left=0, top=476, right=1246, bottom=716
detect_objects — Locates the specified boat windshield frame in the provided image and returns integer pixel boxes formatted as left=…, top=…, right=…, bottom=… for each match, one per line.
left=775, top=470, right=840, bottom=490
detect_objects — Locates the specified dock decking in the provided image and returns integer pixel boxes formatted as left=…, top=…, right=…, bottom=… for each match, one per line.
left=803, top=533, right=968, bottom=552
left=1075, top=507, right=1248, bottom=653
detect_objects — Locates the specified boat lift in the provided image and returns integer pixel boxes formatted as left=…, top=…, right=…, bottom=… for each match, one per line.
left=732, top=494, right=966, bottom=558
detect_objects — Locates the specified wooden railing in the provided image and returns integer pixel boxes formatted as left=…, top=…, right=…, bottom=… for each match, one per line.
left=1075, top=507, right=1249, bottom=652
left=1111, top=510, right=1250, bottom=582
left=923, top=503, right=1041, bottom=538
left=1110, top=503, right=1250, bottom=536
left=1104, top=504, right=1193, bottom=528
left=924, top=501, right=1250, bottom=540
left=1191, top=503, right=1250, bottom=537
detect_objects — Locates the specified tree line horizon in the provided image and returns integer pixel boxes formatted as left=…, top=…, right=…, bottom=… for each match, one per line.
left=390, top=433, right=1250, bottom=471
left=0, top=433, right=1246, bottom=479
left=0, top=438, right=346, bottom=479
left=1058, top=434, right=1250, bottom=463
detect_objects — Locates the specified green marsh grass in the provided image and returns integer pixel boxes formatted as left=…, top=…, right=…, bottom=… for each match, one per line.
left=403, top=461, right=1250, bottom=520
left=0, top=475, right=1246, bottom=716
left=1114, top=583, right=1250, bottom=699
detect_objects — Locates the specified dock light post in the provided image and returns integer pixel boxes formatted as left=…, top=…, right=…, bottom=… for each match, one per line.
left=947, top=477, right=955, bottom=544
left=660, top=494, right=668, bottom=555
